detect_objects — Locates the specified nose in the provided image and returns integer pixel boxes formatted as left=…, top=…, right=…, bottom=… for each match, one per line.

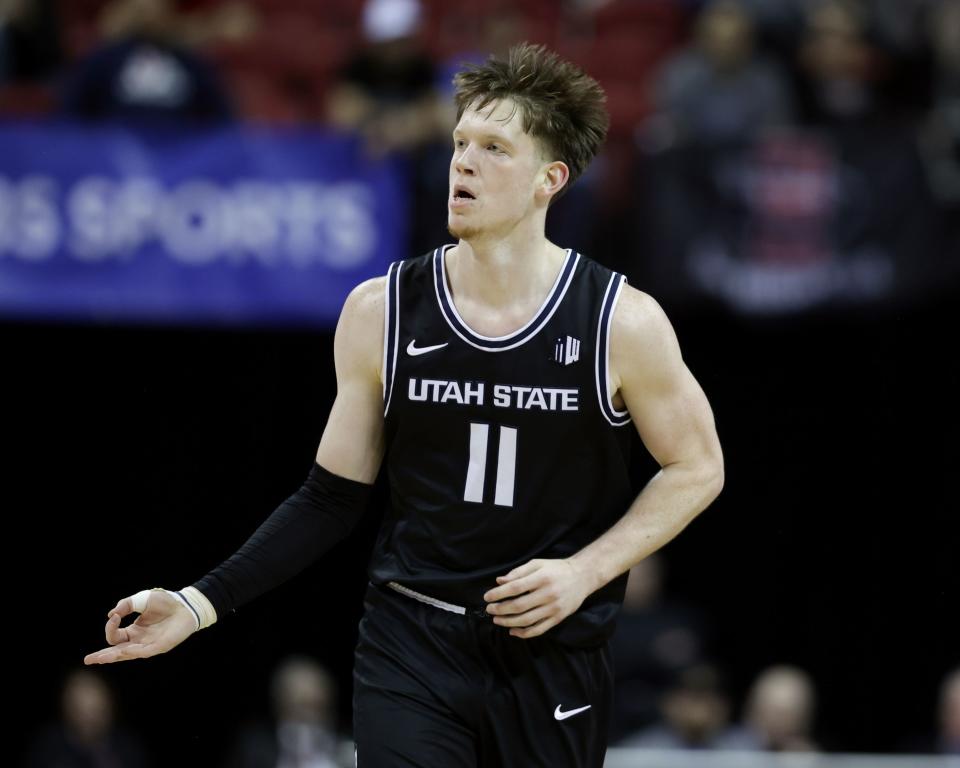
left=454, top=143, right=477, bottom=176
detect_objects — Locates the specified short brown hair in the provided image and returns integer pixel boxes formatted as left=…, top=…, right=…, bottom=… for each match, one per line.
left=453, top=42, right=609, bottom=193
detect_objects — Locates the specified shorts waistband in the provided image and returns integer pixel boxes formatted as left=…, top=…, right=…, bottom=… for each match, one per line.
left=385, top=581, right=490, bottom=619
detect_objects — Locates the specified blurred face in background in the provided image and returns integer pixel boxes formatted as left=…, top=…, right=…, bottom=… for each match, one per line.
left=62, top=670, right=114, bottom=744
left=697, top=0, right=755, bottom=71
left=101, top=0, right=175, bottom=39
left=801, top=0, right=871, bottom=82
left=930, top=0, right=960, bottom=76
left=622, top=554, right=663, bottom=611
left=448, top=98, right=563, bottom=242
left=663, top=686, right=729, bottom=744
left=660, top=665, right=730, bottom=745
left=272, top=658, right=335, bottom=726
left=746, top=666, right=816, bottom=750
left=942, top=670, right=960, bottom=744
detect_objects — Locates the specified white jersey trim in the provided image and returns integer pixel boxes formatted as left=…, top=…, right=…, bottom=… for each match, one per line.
left=596, top=273, right=632, bottom=427
left=433, top=244, right=580, bottom=352
left=383, top=260, right=403, bottom=417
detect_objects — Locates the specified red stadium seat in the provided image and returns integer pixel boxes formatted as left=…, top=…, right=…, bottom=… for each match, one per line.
left=0, top=84, right=55, bottom=117
left=229, top=69, right=302, bottom=124
left=591, top=0, right=686, bottom=40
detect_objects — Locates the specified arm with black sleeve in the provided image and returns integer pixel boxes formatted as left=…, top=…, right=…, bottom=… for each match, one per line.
left=190, top=461, right=374, bottom=621
left=83, top=275, right=387, bottom=666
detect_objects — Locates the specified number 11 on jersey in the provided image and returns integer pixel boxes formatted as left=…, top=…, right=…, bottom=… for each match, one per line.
left=464, top=423, right=517, bottom=507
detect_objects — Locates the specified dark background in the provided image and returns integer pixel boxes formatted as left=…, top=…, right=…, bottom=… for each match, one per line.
left=7, top=286, right=958, bottom=763
left=4, top=0, right=960, bottom=762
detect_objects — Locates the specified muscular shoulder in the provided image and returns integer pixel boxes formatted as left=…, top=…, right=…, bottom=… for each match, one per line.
left=342, top=275, right=386, bottom=322
left=335, top=275, right=387, bottom=386
left=609, top=284, right=681, bottom=393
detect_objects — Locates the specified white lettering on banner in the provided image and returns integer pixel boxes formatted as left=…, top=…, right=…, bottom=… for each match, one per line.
left=1, top=174, right=379, bottom=268
left=319, top=184, right=376, bottom=268
left=70, top=176, right=164, bottom=261
left=0, top=176, right=60, bottom=261
left=69, top=176, right=108, bottom=260
left=162, top=181, right=226, bottom=265
left=225, top=182, right=282, bottom=260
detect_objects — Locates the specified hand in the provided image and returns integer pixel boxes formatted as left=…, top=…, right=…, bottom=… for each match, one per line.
left=84, top=589, right=196, bottom=665
left=483, top=558, right=595, bottom=639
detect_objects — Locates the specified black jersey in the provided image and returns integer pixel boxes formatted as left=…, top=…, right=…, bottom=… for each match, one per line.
left=370, top=244, right=635, bottom=647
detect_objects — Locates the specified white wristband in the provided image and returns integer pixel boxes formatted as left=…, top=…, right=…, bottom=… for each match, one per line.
left=128, top=587, right=217, bottom=632
left=175, top=586, right=218, bottom=630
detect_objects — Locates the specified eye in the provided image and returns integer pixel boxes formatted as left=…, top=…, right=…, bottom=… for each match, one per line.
left=487, top=144, right=501, bottom=152
left=454, top=138, right=466, bottom=149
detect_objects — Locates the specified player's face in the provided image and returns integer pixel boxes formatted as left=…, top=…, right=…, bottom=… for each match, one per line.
left=448, top=98, right=549, bottom=241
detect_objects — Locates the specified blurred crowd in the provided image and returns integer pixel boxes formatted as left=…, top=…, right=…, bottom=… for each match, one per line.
left=1, top=0, right=958, bottom=273
left=21, top=564, right=960, bottom=766
left=4, top=0, right=958, bottom=763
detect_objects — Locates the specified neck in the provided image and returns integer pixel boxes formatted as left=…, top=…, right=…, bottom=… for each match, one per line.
left=450, top=239, right=566, bottom=311
left=450, top=216, right=565, bottom=311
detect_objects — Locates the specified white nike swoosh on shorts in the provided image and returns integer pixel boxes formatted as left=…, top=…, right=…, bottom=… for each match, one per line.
left=407, top=340, right=449, bottom=356
left=554, top=704, right=591, bottom=721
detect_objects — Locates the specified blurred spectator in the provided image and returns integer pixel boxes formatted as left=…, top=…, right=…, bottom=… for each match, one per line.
left=795, top=0, right=883, bottom=125
left=928, top=0, right=960, bottom=103
left=741, top=665, right=819, bottom=752
left=327, top=0, right=444, bottom=157
left=608, top=555, right=709, bottom=742
left=434, top=7, right=523, bottom=102
left=937, top=667, right=960, bottom=755
left=649, top=0, right=793, bottom=148
left=617, top=663, right=754, bottom=750
left=0, top=0, right=62, bottom=84
left=22, top=668, right=148, bottom=768
left=59, top=0, right=232, bottom=124
left=918, top=0, right=960, bottom=206
left=175, top=1, right=258, bottom=50
left=225, top=655, right=346, bottom=768
left=327, top=0, right=451, bottom=255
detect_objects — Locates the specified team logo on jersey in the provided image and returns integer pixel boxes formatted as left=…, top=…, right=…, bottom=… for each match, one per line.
left=552, top=336, right=580, bottom=366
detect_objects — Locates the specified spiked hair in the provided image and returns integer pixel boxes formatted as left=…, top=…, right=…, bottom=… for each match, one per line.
left=453, top=42, right=609, bottom=192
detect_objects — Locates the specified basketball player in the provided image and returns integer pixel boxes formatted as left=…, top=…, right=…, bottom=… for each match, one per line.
left=84, top=43, right=724, bottom=767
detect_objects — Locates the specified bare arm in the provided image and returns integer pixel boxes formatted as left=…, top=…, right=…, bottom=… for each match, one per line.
left=569, top=286, right=724, bottom=587
left=84, top=277, right=387, bottom=664
left=485, top=286, right=724, bottom=638
left=315, top=275, right=387, bottom=481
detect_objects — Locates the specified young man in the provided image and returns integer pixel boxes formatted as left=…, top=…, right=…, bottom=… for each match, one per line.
left=84, top=43, right=724, bottom=766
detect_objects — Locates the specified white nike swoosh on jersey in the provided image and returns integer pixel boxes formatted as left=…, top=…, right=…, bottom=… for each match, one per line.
left=554, top=704, right=591, bottom=721
left=407, top=340, right=449, bottom=356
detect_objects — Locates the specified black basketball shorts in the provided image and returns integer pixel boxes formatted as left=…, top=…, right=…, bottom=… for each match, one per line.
left=353, top=581, right=613, bottom=767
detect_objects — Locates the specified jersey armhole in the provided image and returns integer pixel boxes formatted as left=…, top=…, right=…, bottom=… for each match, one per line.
left=595, top=273, right=632, bottom=427
left=382, top=260, right=403, bottom=417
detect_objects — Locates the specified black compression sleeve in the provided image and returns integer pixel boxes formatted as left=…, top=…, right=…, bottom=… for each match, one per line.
left=191, top=462, right=374, bottom=620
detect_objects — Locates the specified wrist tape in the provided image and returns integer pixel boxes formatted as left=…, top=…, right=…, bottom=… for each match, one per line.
left=130, top=585, right=218, bottom=631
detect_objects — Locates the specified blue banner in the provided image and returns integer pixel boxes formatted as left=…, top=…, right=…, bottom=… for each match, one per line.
left=0, top=122, right=407, bottom=326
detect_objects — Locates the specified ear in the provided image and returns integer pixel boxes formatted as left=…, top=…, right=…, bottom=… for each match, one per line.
left=538, top=160, right=570, bottom=202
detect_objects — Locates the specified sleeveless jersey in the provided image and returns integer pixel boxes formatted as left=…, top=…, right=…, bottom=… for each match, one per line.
left=371, top=244, right=635, bottom=647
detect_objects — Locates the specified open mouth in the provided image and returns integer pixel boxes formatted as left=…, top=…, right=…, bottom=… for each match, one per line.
left=452, top=185, right=476, bottom=201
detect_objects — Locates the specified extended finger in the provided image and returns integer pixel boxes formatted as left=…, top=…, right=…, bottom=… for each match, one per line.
left=486, top=590, right=542, bottom=616
left=484, top=573, right=543, bottom=603
left=493, top=605, right=553, bottom=628
left=510, top=615, right=558, bottom=639
left=496, top=560, right=542, bottom=584
left=84, top=642, right=148, bottom=665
